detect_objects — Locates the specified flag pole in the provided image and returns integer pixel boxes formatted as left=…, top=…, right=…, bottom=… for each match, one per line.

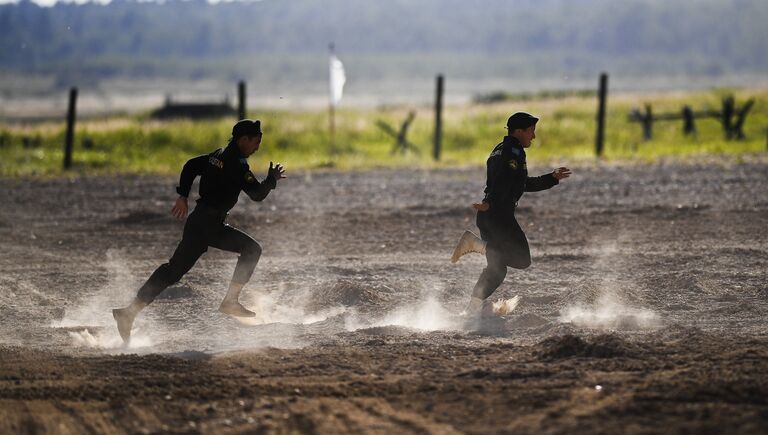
left=330, top=100, right=336, bottom=152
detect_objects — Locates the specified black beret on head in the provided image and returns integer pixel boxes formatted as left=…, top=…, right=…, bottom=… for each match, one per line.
left=506, top=112, right=539, bottom=131
left=232, top=119, right=262, bottom=139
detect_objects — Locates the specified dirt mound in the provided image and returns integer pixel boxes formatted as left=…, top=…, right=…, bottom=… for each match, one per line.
left=535, top=334, right=641, bottom=360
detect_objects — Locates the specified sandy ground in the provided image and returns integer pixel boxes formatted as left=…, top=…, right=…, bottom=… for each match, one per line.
left=1, top=160, right=767, bottom=433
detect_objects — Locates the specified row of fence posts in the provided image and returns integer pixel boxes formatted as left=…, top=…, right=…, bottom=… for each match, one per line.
left=432, top=72, right=611, bottom=160
left=431, top=72, right=613, bottom=160
left=628, top=96, right=754, bottom=141
left=58, top=72, right=758, bottom=169
left=61, top=77, right=440, bottom=169
left=391, top=72, right=610, bottom=160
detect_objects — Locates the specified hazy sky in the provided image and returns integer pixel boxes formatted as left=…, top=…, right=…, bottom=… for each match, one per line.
left=0, top=0, right=248, bottom=4
left=3, top=0, right=86, bottom=4
left=0, top=0, right=107, bottom=5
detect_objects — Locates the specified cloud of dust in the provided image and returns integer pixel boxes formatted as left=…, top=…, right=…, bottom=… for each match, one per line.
left=559, top=291, right=660, bottom=329
left=343, top=279, right=467, bottom=332
left=344, top=295, right=462, bottom=331
left=52, top=249, right=153, bottom=350
left=236, top=287, right=348, bottom=326
left=559, top=239, right=661, bottom=330
left=67, top=328, right=153, bottom=349
left=492, top=296, right=520, bottom=316
left=53, top=245, right=345, bottom=352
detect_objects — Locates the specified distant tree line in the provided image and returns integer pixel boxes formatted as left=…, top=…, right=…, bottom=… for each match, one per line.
left=2, top=0, right=766, bottom=84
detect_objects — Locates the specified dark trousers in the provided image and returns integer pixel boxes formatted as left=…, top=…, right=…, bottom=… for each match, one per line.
left=472, top=209, right=531, bottom=300
left=136, top=205, right=262, bottom=304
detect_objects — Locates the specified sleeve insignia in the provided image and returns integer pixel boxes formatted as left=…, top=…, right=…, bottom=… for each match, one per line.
left=508, top=160, right=518, bottom=170
left=244, top=172, right=256, bottom=183
left=208, top=157, right=224, bottom=169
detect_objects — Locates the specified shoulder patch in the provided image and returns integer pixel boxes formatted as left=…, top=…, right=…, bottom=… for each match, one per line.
left=508, top=160, right=518, bottom=170
left=244, top=171, right=255, bottom=183
left=207, top=148, right=224, bottom=169
left=208, top=156, right=224, bottom=169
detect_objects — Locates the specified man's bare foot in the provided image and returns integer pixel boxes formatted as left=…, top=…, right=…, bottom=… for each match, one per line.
left=219, top=301, right=256, bottom=318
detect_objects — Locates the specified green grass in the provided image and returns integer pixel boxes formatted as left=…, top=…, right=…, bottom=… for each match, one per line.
left=1, top=88, right=766, bottom=177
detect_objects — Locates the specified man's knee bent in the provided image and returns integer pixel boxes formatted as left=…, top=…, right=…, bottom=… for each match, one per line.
left=241, top=240, right=262, bottom=262
left=510, top=257, right=531, bottom=270
left=507, top=249, right=531, bottom=269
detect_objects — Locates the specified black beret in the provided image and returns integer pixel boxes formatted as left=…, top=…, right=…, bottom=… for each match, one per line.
left=232, top=119, right=262, bottom=139
left=506, top=112, right=539, bottom=131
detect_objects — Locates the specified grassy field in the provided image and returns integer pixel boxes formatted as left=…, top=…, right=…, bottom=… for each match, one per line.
left=0, top=88, right=766, bottom=176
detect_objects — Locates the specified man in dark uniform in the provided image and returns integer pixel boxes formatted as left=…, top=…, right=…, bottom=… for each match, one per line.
left=450, top=112, right=571, bottom=316
left=112, top=119, right=286, bottom=343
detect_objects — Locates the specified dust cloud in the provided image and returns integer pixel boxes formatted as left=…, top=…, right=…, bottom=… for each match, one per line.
left=345, top=295, right=462, bottom=332
left=235, top=287, right=348, bottom=327
left=559, top=239, right=661, bottom=330
left=492, top=296, right=520, bottom=316
left=559, top=291, right=660, bottom=329
left=52, top=250, right=154, bottom=350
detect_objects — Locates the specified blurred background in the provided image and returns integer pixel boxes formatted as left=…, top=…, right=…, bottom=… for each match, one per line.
left=1, top=0, right=766, bottom=173
left=3, top=0, right=767, bottom=112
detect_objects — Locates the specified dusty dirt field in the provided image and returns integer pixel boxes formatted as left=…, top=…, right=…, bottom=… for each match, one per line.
left=1, top=160, right=767, bottom=434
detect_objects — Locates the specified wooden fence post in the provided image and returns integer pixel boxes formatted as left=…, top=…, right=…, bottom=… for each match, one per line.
left=238, top=80, right=246, bottom=120
left=595, top=72, right=608, bottom=157
left=642, top=104, right=653, bottom=140
left=433, top=74, right=444, bottom=161
left=732, top=99, right=754, bottom=140
left=682, top=105, right=696, bottom=136
left=722, top=96, right=735, bottom=139
left=63, top=87, right=77, bottom=170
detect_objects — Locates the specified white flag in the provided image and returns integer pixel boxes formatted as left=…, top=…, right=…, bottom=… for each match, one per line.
left=329, top=53, right=346, bottom=107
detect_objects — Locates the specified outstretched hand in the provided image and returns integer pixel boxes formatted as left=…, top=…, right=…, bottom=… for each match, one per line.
left=268, top=162, right=286, bottom=181
left=171, top=196, right=188, bottom=220
left=552, top=167, right=572, bottom=180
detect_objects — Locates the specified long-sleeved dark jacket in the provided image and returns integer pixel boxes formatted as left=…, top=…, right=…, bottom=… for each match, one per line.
left=482, top=136, right=558, bottom=216
left=175, top=140, right=276, bottom=212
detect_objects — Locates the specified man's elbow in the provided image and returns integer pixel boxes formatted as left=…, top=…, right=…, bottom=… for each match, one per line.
left=247, top=192, right=269, bottom=202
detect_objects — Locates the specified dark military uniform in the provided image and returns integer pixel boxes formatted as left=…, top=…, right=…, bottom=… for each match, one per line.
left=136, top=140, right=276, bottom=304
left=472, top=135, right=558, bottom=300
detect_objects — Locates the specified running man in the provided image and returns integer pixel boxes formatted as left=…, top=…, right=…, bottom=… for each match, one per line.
left=113, top=119, right=285, bottom=343
left=451, top=112, right=571, bottom=316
